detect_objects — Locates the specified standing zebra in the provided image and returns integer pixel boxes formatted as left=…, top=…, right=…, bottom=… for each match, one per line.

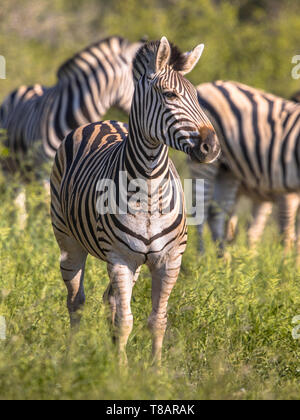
left=50, top=37, right=220, bottom=364
left=189, top=81, right=300, bottom=257
left=225, top=93, right=300, bottom=251
left=0, top=36, right=141, bottom=227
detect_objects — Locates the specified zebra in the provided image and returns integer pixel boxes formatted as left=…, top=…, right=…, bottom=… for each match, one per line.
left=224, top=185, right=300, bottom=252
left=291, top=91, right=300, bottom=103
left=50, top=37, right=220, bottom=365
left=225, top=93, right=300, bottom=251
left=0, top=36, right=142, bottom=227
left=189, top=80, right=300, bottom=257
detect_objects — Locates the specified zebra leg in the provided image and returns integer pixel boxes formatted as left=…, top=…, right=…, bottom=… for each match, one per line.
left=297, top=212, right=300, bottom=267
left=103, top=284, right=117, bottom=334
left=106, top=261, right=137, bottom=365
left=43, top=179, right=51, bottom=199
left=207, top=167, right=240, bottom=256
left=207, top=201, right=226, bottom=255
left=247, top=201, right=273, bottom=248
left=14, top=186, right=28, bottom=230
left=148, top=254, right=182, bottom=364
left=226, top=209, right=239, bottom=243
left=277, top=193, right=300, bottom=253
left=188, top=159, right=219, bottom=254
left=103, top=266, right=141, bottom=344
left=56, top=233, right=88, bottom=329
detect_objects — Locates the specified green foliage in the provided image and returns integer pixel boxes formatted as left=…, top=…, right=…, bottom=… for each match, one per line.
left=0, top=180, right=300, bottom=400
left=0, top=0, right=299, bottom=102
left=0, top=0, right=300, bottom=400
left=0, top=130, right=9, bottom=158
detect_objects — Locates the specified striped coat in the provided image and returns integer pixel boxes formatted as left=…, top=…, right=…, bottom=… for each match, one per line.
left=225, top=93, right=300, bottom=249
left=51, top=37, right=220, bottom=364
left=189, top=81, right=300, bottom=254
left=0, top=36, right=141, bottom=177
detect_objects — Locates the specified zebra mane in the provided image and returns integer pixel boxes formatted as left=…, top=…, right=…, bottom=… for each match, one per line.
left=57, top=36, right=130, bottom=80
left=132, top=40, right=187, bottom=81
left=291, top=91, right=300, bottom=103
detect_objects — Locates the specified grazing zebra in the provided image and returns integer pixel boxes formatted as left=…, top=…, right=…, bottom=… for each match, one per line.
left=0, top=36, right=141, bottom=227
left=189, top=81, right=300, bottom=257
left=50, top=37, right=220, bottom=364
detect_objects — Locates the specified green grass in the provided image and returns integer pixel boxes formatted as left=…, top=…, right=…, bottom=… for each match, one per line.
left=1, top=0, right=300, bottom=399
left=0, top=180, right=300, bottom=400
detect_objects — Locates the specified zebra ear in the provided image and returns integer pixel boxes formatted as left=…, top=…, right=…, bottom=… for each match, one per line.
left=179, top=44, right=205, bottom=75
left=155, top=37, right=171, bottom=72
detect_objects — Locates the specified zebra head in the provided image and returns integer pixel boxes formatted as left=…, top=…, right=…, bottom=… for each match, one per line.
left=132, top=37, right=220, bottom=163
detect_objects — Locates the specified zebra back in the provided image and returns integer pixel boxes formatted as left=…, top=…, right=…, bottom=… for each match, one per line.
left=197, top=81, right=300, bottom=194
left=0, top=36, right=142, bottom=174
left=190, top=81, right=300, bottom=253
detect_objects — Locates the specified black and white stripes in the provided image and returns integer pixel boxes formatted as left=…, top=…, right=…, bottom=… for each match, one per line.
left=190, top=80, right=300, bottom=253
left=0, top=36, right=141, bottom=174
left=50, top=37, right=220, bottom=363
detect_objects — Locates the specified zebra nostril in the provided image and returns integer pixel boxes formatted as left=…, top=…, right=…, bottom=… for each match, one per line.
left=191, top=127, right=220, bottom=163
left=200, top=143, right=211, bottom=155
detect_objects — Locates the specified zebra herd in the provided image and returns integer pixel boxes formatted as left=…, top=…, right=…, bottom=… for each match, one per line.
left=191, top=81, right=300, bottom=259
left=0, top=35, right=299, bottom=364
left=0, top=37, right=141, bottom=172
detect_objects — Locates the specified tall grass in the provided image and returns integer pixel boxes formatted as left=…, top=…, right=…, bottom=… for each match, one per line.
left=0, top=0, right=300, bottom=400
left=0, top=181, right=300, bottom=400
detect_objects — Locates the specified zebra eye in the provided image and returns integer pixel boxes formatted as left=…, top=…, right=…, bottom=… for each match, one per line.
left=163, top=91, right=178, bottom=100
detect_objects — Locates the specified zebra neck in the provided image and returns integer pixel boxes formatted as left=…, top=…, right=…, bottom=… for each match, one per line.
left=44, top=77, right=109, bottom=157
left=56, top=56, right=132, bottom=123
left=124, top=128, right=170, bottom=180
left=56, top=76, right=105, bottom=124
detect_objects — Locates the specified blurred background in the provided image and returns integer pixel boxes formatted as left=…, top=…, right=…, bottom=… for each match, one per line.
left=0, top=2, right=300, bottom=400
left=0, top=0, right=299, bottom=99
left=1, top=0, right=299, bottom=177
left=0, top=0, right=299, bottom=201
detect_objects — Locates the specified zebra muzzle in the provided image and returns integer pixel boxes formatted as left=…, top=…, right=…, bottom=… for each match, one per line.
left=190, top=129, right=220, bottom=164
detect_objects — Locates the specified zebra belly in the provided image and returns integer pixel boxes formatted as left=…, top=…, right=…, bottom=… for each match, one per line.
left=56, top=121, right=187, bottom=266
left=96, top=208, right=187, bottom=265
